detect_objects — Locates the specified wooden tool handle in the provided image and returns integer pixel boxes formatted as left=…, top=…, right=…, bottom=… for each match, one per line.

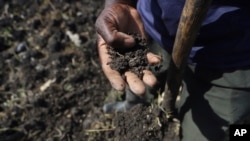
left=163, top=0, right=212, bottom=120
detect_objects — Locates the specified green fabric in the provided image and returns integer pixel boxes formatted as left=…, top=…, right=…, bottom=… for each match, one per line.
left=178, top=66, right=250, bottom=141
left=148, top=41, right=250, bottom=140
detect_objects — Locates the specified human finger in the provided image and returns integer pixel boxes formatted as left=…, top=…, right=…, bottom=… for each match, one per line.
left=124, top=71, right=146, bottom=95
left=95, top=6, right=136, bottom=48
left=97, top=34, right=126, bottom=91
left=147, top=52, right=162, bottom=64
left=142, top=70, right=158, bottom=87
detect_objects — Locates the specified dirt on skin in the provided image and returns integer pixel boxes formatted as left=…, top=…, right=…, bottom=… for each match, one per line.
left=0, top=0, right=181, bottom=141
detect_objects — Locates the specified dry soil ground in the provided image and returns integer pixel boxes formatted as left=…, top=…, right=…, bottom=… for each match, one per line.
left=0, top=1, right=179, bottom=141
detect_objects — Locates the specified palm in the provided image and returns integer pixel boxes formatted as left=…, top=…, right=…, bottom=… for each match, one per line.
left=95, top=3, right=160, bottom=95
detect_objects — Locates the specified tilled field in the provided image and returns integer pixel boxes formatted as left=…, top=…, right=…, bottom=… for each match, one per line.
left=0, top=1, right=179, bottom=141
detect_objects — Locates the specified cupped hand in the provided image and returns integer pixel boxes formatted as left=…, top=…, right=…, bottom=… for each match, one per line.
left=95, top=3, right=161, bottom=95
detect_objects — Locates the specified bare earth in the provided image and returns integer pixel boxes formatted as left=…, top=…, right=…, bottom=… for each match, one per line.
left=0, top=1, right=180, bottom=141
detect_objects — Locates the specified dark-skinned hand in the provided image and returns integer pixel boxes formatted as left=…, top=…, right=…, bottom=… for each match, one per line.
left=95, top=3, right=161, bottom=95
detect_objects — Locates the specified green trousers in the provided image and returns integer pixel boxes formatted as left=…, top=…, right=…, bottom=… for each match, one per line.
left=177, top=66, right=250, bottom=141
left=148, top=42, right=250, bottom=141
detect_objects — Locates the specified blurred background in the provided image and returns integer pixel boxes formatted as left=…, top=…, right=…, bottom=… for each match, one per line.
left=0, top=1, right=116, bottom=141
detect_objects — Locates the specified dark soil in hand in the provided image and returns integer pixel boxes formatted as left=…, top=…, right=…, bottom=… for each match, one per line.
left=107, top=34, right=149, bottom=79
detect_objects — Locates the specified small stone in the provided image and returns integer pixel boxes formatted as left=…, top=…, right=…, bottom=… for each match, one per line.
left=15, top=41, right=27, bottom=53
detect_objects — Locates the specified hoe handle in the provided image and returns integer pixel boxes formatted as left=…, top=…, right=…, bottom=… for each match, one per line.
left=163, top=0, right=212, bottom=120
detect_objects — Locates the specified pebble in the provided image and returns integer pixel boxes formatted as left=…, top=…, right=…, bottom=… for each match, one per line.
left=15, top=41, right=27, bottom=53
left=35, top=64, right=45, bottom=72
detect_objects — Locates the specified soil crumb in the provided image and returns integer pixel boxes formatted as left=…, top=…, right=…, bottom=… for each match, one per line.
left=114, top=104, right=180, bottom=141
left=107, top=34, right=149, bottom=79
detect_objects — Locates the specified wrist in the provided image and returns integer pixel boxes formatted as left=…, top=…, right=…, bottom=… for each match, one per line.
left=105, top=0, right=137, bottom=7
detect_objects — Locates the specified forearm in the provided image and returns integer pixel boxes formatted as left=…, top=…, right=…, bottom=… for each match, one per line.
left=104, top=0, right=137, bottom=7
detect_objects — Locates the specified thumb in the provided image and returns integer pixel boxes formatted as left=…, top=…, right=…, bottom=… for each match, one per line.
left=95, top=18, right=135, bottom=48
left=101, top=28, right=136, bottom=48
left=112, top=31, right=136, bottom=48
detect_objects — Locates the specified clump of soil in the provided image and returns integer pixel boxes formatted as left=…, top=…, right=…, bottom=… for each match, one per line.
left=107, top=34, right=149, bottom=79
left=114, top=104, right=180, bottom=141
left=114, top=104, right=163, bottom=141
left=0, top=1, right=182, bottom=141
left=0, top=0, right=113, bottom=141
